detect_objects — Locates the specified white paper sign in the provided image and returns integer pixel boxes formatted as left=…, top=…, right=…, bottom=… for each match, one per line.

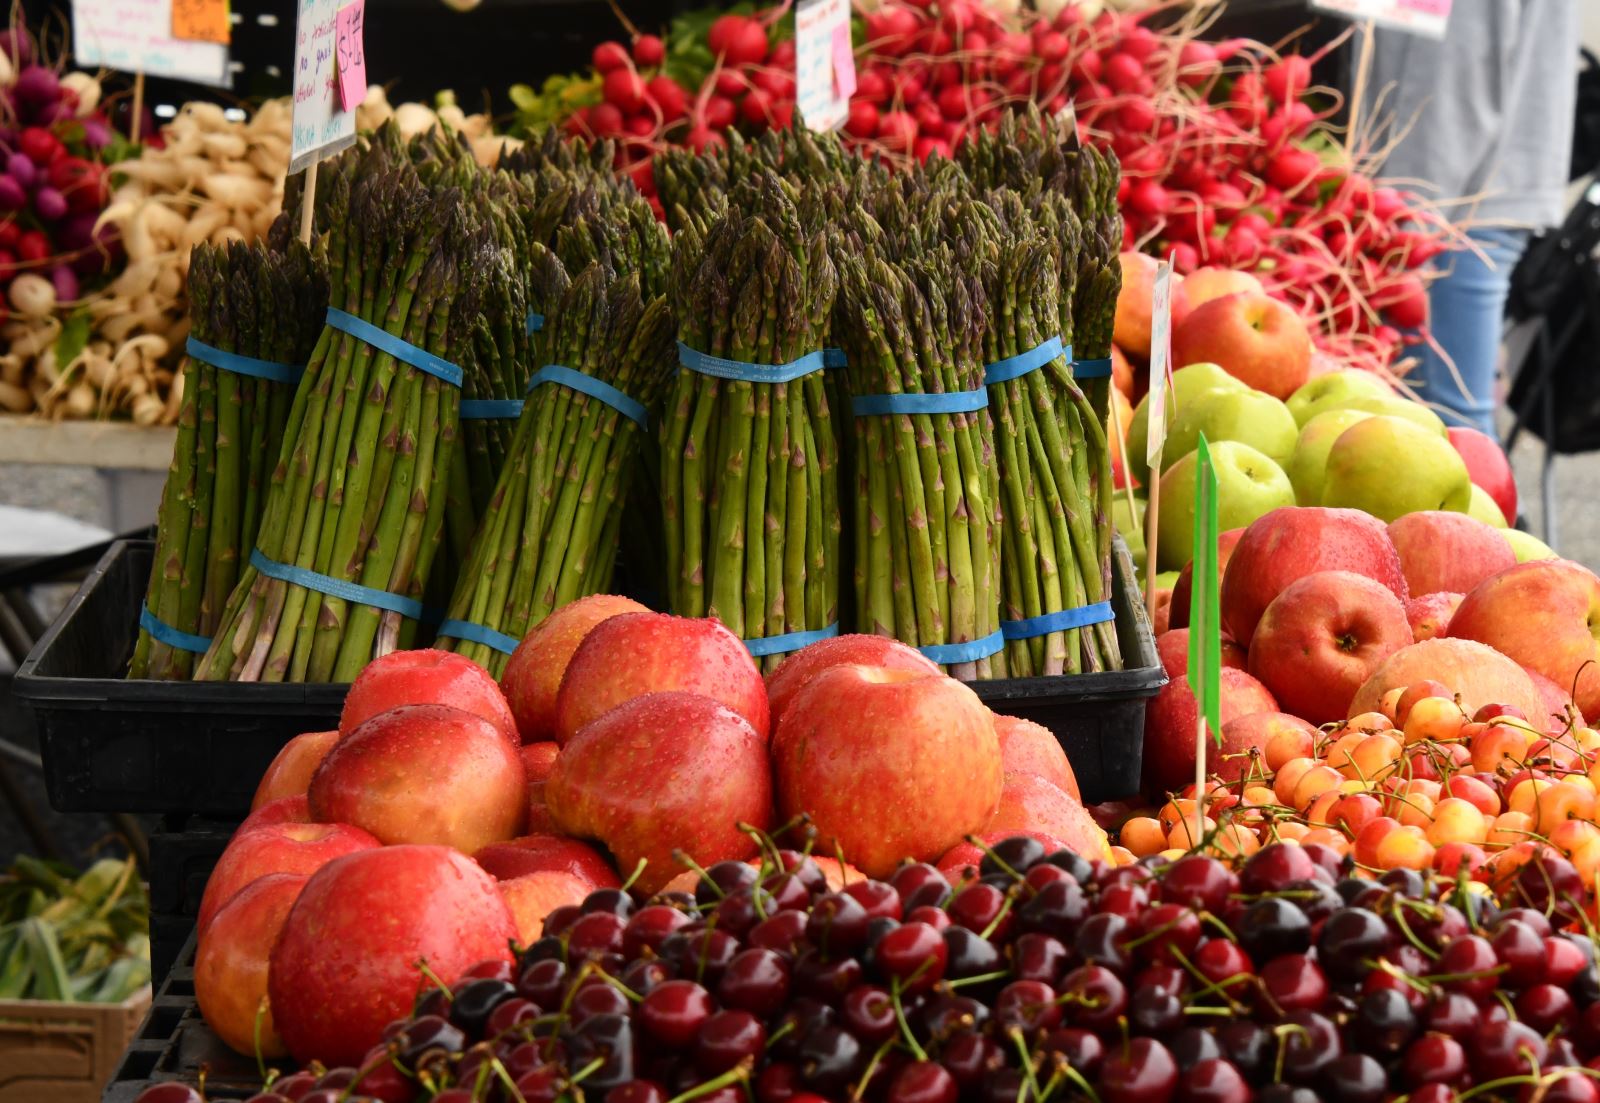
left=795, top=0, right=850, bottom=133
left=290, top=0, right=357, bottom=173
left=72, top=0, right=230, bottom=86
left=1146, top=260, right=1174, bottom=470
left=1311, top=0, right=1451, bottom=40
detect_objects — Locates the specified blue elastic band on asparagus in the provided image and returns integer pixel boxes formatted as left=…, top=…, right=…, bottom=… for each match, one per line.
left=184, top=337, right=305, bottom=385
left=530, top=365, right=649, bottom=429
left=527, top=312, right=545, bottom=335
left=678, top=342, right=827, bottom=384
left=823, top=348, right=848, bottom=370
left=918, top=630, right=1005, bottom=665
left=743, top=622, right=840, bottom=658
left=325, top=308, right=464, bottom=388
left=1000, top=601, right=1115, bottom=641
left=460, top=399, right=525, bottom=420
left=1073, top=357, right=1113, bottom=379
left=435, top=618, right=521, bottom=655
left=852, top=389, right=989, bottom=417
left=139, top=605, right=212, bottom=654
left=248, top=548, right=434, bottom=622
left=984, top=336, right=1067, bottom=386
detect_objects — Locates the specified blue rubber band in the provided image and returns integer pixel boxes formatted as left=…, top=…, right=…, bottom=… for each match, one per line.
left=743, top=622, right=839, bottom=658
left=823, top=348, right=848, bottom=370
left=984, top=336, right=1067, bottom=386
left=248, top=548, right=432, bottom=622
left=852, top=389, right=989, bottom=417
left=185, top=337, right=304, bottom=385
left=325, top=308, right=464, bottom=388
left=678, top=342, right=827, bottom=384
left=460, top=399, right=525, bottom=420
left=139, top=605, right=212, bottom=654
left=527, top=312, right=545, bottom=335
left=435, top=618, right=521, bottom=655
left=1073, top=357, right=1113, bottom=379
left=918, top=630, right=1006, bottom=665
left=1000, top=600, right=1115, bottom=641
left=529, top=365, right=649, bottom=429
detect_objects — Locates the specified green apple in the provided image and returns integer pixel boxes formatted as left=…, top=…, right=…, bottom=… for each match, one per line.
left=1337, top=394, right=1448, bottom=437
left=1162, top=387, right=1298, bottom=472
left=1320, top=415, right=1473, bottom=522
left=1151, top=441, right=1295, bottom=571
left=1287, top=369, right=1393, bottom=426
left=1504, top=528, right=1558, bottom=563
left=1114, top=490, right=1148, bottom=569
left=1465, top=484, right=1509, bottom=527
left=1126, top=362, right=1249, bottom=485
left=1287, top=408, right=1374, bottom=506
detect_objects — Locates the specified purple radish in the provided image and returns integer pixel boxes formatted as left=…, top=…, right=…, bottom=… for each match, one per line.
left=48, top=264, right=78, bottom=302
left=6, top=153, right=34, bottom=189
left=56, top=211, right=95, bottom=253
left=80, top=118, right=111, bottom=149
left=33, top=185, right=65, bottom=221
left=12, top=66, right=58, bottom=107
left=0, top=31, right=34, bottom=66
left=0, top=176, right=26, bottom=211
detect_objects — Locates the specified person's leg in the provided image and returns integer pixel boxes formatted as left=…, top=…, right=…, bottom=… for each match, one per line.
left=1408, top=227, right=1531, bottom=435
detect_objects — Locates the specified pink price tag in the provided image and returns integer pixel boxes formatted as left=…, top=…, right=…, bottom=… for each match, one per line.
left=334, top=0, right=366, bottom=113
left=831, top=22, right=856, bottom=100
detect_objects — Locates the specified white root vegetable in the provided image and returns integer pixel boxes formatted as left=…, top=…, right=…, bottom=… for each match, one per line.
left=9, top=275, right=56, bottom=318
left=0, top=380, right=29, bottom=412
left=61, top=72, right=99, bottom=114
left=200, top=173, right=273, bottom=209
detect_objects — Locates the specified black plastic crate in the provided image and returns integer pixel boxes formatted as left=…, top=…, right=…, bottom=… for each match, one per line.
left=13, top=541, right=346, bottom=818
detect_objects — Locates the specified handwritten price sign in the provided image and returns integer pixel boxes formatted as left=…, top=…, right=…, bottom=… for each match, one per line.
left=1310, top=0, right=1452, bottom=39
left=334, top=0, right=365, bottom=111
left=795, top=0, right=850, bottom=132
left=289, top=0, right=357, bottom=172
left=171, top=0, right=228, bottom=44
left=72, top=0, right=229, bottom=84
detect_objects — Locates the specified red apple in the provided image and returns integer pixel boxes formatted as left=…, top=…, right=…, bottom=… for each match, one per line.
left=1523, top=666, right=1585, bottom=731
left=522, top=741, right=560, bottom=820
left=1387, top=511, right=1516, bottom=597
left=1157, top=628, right=1247, bottom=674
left=1171, top=267, right=1266, bottom=326
left=1221, top=506, right=1409, bottom=647
left=1447, top=426, right=1518, bottom=527
left=309, top=704, right=526, bottom=853
left=197, top=820, right=380, bottom=936
left=340, top=648, right=518, bottom=746
left=548, top=691, right=771, bottom=894
left=1447, top=559, right=1600, bottom=718
left=1346, top=637, right=1544, bottom=721
left=938, top=832, right=1069, bottom=881
left=984, top=772, right=1111, bottom=861
left=500, top=595, right=649, bottom=743
left=195, top=872, right=305, bottom=1057
left=237, top=794, right=311, bottom=835
left=500, top=871, right=592, bottom=944
left=1214, top=712, right=1319, bottom=783
left=1170, top=291, right=1313, bottom=399
left=554, top=613, right=769, bottom=744
left=473, top=834, right=620, bottom=889
left=993, top=714, right=1080, bottom=802
left=1168, top=527, right=1246, bottom=631
left=1144, top=631, right=1277, bottom=796
left=252, top=730, right=338, bottom=810
left=1407, top=592, right=1464, bottom=642
left=773, top=665, right=1002, bottom=878
left=1247, top=570, right=1412, bottom=725
left=1114, top=251, right=1162, bottom=360
left=765, top=634, right=939, bottom=733
left=269, top=845, right=518, bottom=1066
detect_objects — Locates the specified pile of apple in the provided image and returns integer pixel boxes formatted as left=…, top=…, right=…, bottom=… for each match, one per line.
left=189, top=603, right=1109, bottom=1070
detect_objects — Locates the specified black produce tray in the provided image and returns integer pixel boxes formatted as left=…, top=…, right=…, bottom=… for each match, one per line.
left=967, top=536, right=1165, bottom=804
left=13, top=540, right=347, bottom=818
left=148, top=820, right=237, bottom=987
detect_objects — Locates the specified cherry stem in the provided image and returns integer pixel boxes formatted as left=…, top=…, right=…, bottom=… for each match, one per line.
left=945, top=969, right=1013, bottom=990
left=965, top=834, right=1024, bottom=881
left=1053, top=1057, right=1102, bottom=1103
left=764, top=1020, right=795, bottom=1051
left=672, top=850, right=723, bottom=898
left=979, top=893, right=1016, bottom=941
left=619, top=858, right=649, bottom=895
left=567, top=1056, right=607, bottom=1086
left=490, top=1055, right=529, bottom=1103
left=666, top=1061, right=751, bottom=1103
left=1389, top=897, right=1441, bottom=962
left=1008, top=1026, right=1043, bottom=1103
left=850, top=1037, right=898, bottom=1102
left=413, top=958, right=454, bottom=1002
left=889, top=978, right=929, bottom=1063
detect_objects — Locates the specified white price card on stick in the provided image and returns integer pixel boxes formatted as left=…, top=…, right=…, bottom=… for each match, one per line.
left=795, top=0, right=852, bottom=133
left=1145, top=259, right=1175, bottom=470
left=290, top=0, right=358, bottom=173
left=1310, top=0, right=1451, bottom=40
left=72, top=0, right=230, bottom=86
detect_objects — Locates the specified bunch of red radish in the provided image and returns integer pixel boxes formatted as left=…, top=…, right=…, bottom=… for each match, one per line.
left=565, top=0, right=1454, bottom=373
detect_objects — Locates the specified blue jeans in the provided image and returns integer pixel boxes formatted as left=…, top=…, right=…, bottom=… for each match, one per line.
left=1410, top=227, right=1531, bottom=436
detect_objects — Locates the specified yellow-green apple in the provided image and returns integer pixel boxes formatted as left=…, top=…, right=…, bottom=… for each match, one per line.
left=1287, top=369, right=1393, bottom=426
left=237, top=795, right=311, bottom=834
left=1115, top=491, right=1146, bottom=568
left=1170, top=291, right=1313, bottom=400
left=1168, top=527, right=1246, bottom=631
left=499, top=871, right=591, bottom=945
left=1162, top=386, right=1299, bottom=471
left=554, top=613, right=769, bottom=743
left=1112, top=345, right=1136, bottom=401
left=773, top=665, right=1001, bottom=877
left=1152, top=441, right=1295, bottom=571
left=500, top=594, right=649, bottom=743
left=252, top=730, right=338, bottom=810
left=1288, top=409, right=1373, bottom=505
left=196, top=820, right=379, bottom=936
left=1447, top=559, right=1600, bottom=718
left=1246, top=570, right=1412, bottom=724
left=472, top=834, right=620, bottom=889
left=1387, top=511, right=1516, bottom=596
left=195, top=872, right=305, bottom=1057
left=1172, top=267, right=1266, bottom=325
left=1334, top=395, right=1447, bottom=436
left=1321, top=416, right=1473, bottom=521
left=1505, top=529, right=1558, bottom=563
left=1220, top=507, right=1409, bottom=646
left=1144, top=629, right=1277, bottom=795
left=1347, top=638, right=1544, bottom=721
left=1406, top=593, right=1464, bottom=642
left=764, top=634, right=939, bottom=734
left=1215, top=712, right=1319, bottom=783
left=548, top=691, right=771, bottom=893
left=983, top=772, right=1112, bottom=860
left=269, top=845, right=517, bottom=1066
left=1114, top=251, right=1164, bottom=360
left=993, top=714, right=1080, bottom=802
left=1447, top=426, right=1518, bottom=526
left=309, top=704, right=527, bottom=853
left=339, top=648, right=518, bottom=746
left=1126, top=362, right=1249, bottom=485
left=1466, top=485, right=1509, bottom=528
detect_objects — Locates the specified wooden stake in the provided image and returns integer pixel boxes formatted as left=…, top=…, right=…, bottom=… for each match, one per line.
left=1144, top=466, right=1161, bottom=622
left=299, top=160, right=318, bottom=246
left=129, top=73, right=145, bottom=144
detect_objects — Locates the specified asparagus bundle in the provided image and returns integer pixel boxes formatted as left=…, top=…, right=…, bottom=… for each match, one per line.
left=661, top=172, right=840, bottom=669
left=130, top=238, right=326, bottom=679
left=196, top=161, right=498, bottom=682
left=437, top=254, right=675, bottom=675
